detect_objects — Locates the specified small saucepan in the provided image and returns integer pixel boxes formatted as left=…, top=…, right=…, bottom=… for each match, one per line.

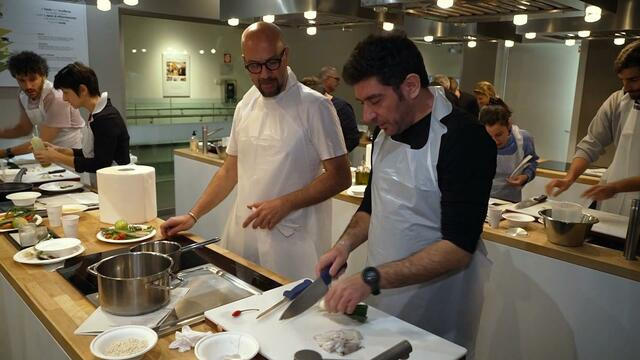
left=0, top=168, right=32, bottom=201
left=129, top=237, right=221, bottom=272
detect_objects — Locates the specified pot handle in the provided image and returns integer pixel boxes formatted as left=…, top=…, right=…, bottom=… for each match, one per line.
left=147, top=272, right=185, bottom=290
left=87, top=262, right=99, bottom=276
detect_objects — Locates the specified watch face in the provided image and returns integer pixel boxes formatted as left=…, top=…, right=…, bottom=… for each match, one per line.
left=364, top=269, right=378, bottom=284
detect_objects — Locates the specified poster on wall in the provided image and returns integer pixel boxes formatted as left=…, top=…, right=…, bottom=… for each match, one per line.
left=0, top=0, right=88, bottom=87
left=162, top=53, right=190, bottom=97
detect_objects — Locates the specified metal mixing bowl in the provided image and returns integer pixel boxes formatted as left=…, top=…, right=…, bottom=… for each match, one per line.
left=538, top=209, right=599, bottom=247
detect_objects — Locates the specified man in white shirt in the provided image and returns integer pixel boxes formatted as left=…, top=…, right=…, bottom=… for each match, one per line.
left=161, top=22, right=351, bottom=279
left=546, top=39, right=640, bottom=215
left=0, top=51, right=83, bottom=159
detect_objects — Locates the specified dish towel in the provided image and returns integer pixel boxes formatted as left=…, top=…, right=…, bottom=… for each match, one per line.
left=169, top=325, right=212, bottom=352
left=75, top=287, right=189, bottom=335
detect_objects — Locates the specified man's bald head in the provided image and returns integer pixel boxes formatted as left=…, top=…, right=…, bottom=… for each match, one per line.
left=241, top=22, right=285, bottom=54
left=241, top=22, right=289, bottom=97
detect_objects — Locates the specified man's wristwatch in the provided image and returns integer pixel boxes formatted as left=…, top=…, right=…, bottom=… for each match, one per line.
left=4, top=147, right=14, bottom=159
left=361, top=266, right=380, bottom=295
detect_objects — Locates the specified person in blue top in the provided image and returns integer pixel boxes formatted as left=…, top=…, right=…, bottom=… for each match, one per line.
left=480, top=97, right=538, bottom=202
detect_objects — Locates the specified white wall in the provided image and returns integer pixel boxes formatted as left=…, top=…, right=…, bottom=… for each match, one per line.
left=503, top=43, right=580, bottom=161
left=417, top=43, right=463, bottom=80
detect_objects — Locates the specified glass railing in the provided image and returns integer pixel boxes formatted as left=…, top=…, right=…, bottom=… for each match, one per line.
left=125, top=98, right=237, bottom=126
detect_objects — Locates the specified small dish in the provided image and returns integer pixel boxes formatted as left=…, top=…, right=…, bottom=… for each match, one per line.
left=6, top=191, right=42, bottom=207
left=62, top=204, right=89, bottom=214
left=0, top=214, right=43, bottom=233
left=90, top=325, right=158, bottom=360
left=39, top=181, right=84, bottom=192
left=35, top=237, right=81, bottom=257
left=96, top=227, right=156, bottom=244
left=502, top=213, right=536, bottom=228
left=195, top=332, right=259, bottom=360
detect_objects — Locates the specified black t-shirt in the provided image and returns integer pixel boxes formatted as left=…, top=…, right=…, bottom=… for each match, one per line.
left=357, top=106, right=496, bottom=253
left=330, top=96, right=360, bottom=152
left=72, top=99, right=130, bottom=173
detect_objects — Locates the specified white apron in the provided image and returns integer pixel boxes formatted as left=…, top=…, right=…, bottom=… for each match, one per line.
left=221, top=79, right=332, bottom=280
left=599, top=97, right=640, bottom=216
left=490, top=125, right=525, bottom=202
left=19, top=80, right=82, bottom=148
left=366, top=87, right=490, bottom=353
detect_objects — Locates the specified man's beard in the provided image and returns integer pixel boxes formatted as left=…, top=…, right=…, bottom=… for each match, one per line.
left=258, top=77, right=282, bottom=97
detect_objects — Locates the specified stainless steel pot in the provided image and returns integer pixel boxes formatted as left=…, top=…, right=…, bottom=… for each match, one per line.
left=129, top=237, right=221, bottom=272
left=539, top=209, right=599, bottom=247
left=87, top=252, right=183, bottom=316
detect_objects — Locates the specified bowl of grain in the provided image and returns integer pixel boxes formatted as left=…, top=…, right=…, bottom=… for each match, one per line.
left=90, top=325, right=158, bottom=360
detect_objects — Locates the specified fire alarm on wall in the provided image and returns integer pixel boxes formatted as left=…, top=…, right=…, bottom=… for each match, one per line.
left=223, top=53, right=231, bottom=64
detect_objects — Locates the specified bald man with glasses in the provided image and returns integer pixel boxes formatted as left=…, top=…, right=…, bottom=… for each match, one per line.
left=162, top=22, right=351, bottom=280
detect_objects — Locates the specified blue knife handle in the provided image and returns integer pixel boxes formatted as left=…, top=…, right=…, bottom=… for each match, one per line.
left=283, top=279, right=312, bottom=300
left=320, top=263, right=347, bottom=285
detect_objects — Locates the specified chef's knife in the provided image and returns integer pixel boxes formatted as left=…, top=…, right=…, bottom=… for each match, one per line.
left=279, top=263, right=346, bottom=320
left=255, top=279, right=312, bottom=319
left=514, top=194, right=547, bottom=210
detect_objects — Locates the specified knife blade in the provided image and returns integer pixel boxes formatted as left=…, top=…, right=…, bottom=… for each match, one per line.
left=514, top=194, right=547, bottom=209
left=255, top=279, right=312, bottom=319
left=280, top=263, right=346, bottom=320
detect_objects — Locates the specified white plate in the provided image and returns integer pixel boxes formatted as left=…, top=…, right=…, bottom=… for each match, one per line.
left=346, top=185, right=367, bottom=198
left=62, top=204, right=89, bottom=214
left=96, top=227, right=157, bottom=244
left=195, top=331, right=259, bottom=360
left=39, top=181, right=84, bottom=192
left=13, top=244, right=85, bottom=265
left=90, top=325, right=157, bottom=360
left=0, top=215, right=43, bottom=233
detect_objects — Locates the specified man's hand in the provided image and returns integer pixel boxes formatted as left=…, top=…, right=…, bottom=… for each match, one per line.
left=242, top=198, right=292, bottom=229
left=506, top=174, right=528, bottom=187
left=33, top=147, right=58, bottom=165
left=160, top=214, right=196, bottom=237
left=324, top=274, right=371, bottom=314
left=315, top=244, right=349, bottom=278
left=582, top=184, right=617, bottom=201
left=546, top=178, right=573, bottom=197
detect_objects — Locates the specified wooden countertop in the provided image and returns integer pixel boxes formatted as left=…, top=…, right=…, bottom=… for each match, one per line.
left=535, top=167, right=600, bottom=186
left=0, top=210, right=288, bottom=359
left=174, top=148, right=225, bottom=167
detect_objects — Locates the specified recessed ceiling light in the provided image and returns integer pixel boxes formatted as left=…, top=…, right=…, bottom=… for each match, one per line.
left=304, top=11, right=317, bottom=20
left=96, top=0, right=111, bottom=12
left=263, top=15, right=275, bottom=23
left=424, top=35, right=434, bottom=42
left=614, top=37, right=626, bottom=46
left=467, top=40, right=477, bottom=48
left=505, top=40, right=515, bottom=47
left=584, top=5, right=601, bottom=23
left=513, top=14, right=528, bottom=26
left=210, top=48, right=216, bottom=54
left=227, top=18, right=240, bottom=26
left=382, top=22, right=394, bottom=31
left=525, top=32, right=536, bottom=39
left=437, top=0, right=454, bottom=9
left=306, top=27, right=317, bottom=36
left=578, top=30, right=591, bottom=38
left=565, top=39, right=576, bottom=46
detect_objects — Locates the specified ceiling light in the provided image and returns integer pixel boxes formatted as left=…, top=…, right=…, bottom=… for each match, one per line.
left=309, top=20, right=316, bottom=24
left=578, top=30, right=591, bottom=38
left=614, top=37, right=626, bottom=46
left=513, top=14, right=528, bottom=26
left=210, top=48, right=216, bottom=54
left=263, top=15, right=275, bottom=23
left=123, top=0, right=138, bottom=5
left=565, top=39, right=576, bottom=46
left=437, top=0, right=454, bottom=9
left=525, top=32, right=536, bottom=39
left=227, top=18, right=239, bottom=26
left=199, top=50, right=205, bottom=54
left=505, top=40, right=514, bottom=48
left=96, top=0, right=111, bottom=12
left=304, top=11, right=317, bottom=20
left=131, top=49, right=137, bottom=53
left=382, top=22, right=394, bottom=31
left=467, top=41, right=477, bottom=48
left=141, top=49, right=146, bottom=53
left=424, top=35, right=434, bottom=42
left=584, top=5, right=601, bottom=23
left=306, top=26, right=317, bottom=36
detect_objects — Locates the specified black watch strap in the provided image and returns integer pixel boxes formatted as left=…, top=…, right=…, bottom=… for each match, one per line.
left=5, top=147, right=14, bottom=159
left=362, top=266, right=381, bottom=295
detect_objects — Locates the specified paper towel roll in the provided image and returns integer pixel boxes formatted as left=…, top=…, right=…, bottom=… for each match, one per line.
left=365, top=143, right=372, bottom=169
left=97, top=165, right=157, bottom=224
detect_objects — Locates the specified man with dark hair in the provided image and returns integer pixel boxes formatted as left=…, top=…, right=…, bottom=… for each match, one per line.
left=316, top=31, right=496, bottom=349
left=33, top=62, right=130, bottom=187
left=0, top=51, right=83, bottom=159
left=449, top=76, right=480, bottom=118
left=319, top=65, right=360, bottom=152
left=547, top=39, right=640, bottom=216
left=161, top=22, right=351, bottom=280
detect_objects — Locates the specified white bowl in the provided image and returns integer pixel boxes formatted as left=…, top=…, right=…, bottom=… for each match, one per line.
left=62, top=204, right=89, bottom=214
left=195, top=332, right=259, bottom=360
left=348, top=185, right=367, bottom=196
left=90, top=325, right=157, bottom=360
left=6, top=191, right=41, bottom=207
left=502, top=213, right=536, bottom=228
left=35, top=238, right=81, bottom=258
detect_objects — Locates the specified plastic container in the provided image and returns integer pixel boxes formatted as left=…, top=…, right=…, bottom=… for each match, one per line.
left=30, top=136, right=51, bottom=167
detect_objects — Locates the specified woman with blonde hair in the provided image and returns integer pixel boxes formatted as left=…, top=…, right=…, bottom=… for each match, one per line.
left=473, top=80, right=497, bottom=108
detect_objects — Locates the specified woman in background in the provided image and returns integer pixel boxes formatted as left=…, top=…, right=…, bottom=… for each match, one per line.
left=480, top=97, right=538, bottom=202
left=473, top=81, right=497, bottom=109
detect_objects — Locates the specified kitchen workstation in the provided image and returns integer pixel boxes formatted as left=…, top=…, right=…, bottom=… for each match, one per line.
left=2, top=0, right=640, bottom=359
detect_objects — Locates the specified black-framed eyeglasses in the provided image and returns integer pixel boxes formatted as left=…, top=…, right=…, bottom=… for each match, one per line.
left=244, top=49, right=286, bottom=74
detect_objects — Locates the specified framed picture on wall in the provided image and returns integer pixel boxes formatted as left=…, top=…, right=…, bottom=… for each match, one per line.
left=162, top=53, right=190, bottom=97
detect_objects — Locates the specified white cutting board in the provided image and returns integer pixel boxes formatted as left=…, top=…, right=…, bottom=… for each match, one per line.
left=504, top=200, right=629, bottom=239
left=0, top=164, right=79, bottom=183
left=204, top=279, right=466, bottom=360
